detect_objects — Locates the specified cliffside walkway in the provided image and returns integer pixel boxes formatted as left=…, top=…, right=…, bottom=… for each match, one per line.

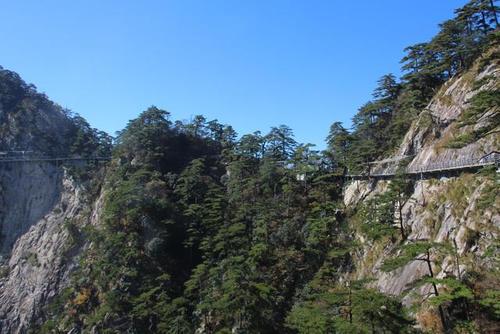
left=346, top=152, right=499, bottom=180
left=0, top=152, right=498, bottom=179
left=0, top=156, right=111, bottom=164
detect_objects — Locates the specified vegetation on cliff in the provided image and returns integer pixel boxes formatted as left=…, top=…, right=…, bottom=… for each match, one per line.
left=8, top=0, right=497, bottom=333
left=327, top=0, right=499, bottom=172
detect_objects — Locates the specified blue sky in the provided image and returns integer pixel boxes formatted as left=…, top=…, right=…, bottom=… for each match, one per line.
left=0, top=0, right=466, bottom=148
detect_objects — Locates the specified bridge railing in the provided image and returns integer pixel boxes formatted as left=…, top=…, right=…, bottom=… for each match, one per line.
left=406, top=153, right=499, bottom=174
left=0, top=155, right=111, bottom=163
left=349, top=152, right=499, bottom=178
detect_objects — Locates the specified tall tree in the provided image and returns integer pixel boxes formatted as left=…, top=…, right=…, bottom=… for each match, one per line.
left=264, top=125, right=297, bottom=160
left=326, top=121, right=351, bottom=172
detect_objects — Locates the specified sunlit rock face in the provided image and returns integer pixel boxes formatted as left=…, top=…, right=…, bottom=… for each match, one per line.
left=0, top=78, right=104, bottom=333
left=1, top=173, right=78, bottom=333
left=343, top=52, right=499, bottom=327
left=0, top=76, right=79, bottom=255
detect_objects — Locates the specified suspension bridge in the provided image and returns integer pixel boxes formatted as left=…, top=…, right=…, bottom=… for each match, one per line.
left=0, top=151, right=498, bottom=180
left=345, top=152, right=500, bottom=180
left=0, top=153, right=111, bottom=164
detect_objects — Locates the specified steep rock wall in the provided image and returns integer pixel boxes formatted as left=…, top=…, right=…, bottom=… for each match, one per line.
left=343, top=51, right=499, bottom=330
left=0, top=170, right=104, bottom=333
left=0, top=72, right=106, bottom=333
left=0, top=163, right=63, bottom=254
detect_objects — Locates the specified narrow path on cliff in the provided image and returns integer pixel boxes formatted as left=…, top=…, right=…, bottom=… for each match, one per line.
left=346, top=152, right=499, bottom=180
left=0, top=152, right=498, bottom=180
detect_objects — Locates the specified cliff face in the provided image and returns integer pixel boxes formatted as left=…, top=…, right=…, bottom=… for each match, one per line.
left=0, top=173, right=103, bottom=333
left=343, top=50, right=499, bottom=330
left=0, top=164, right=64, bottom=254
left=0, top=70, right=80, bottom=255
left=0, top=70, right=105, bottom=333
left=0, top=45, right=497, bottom=334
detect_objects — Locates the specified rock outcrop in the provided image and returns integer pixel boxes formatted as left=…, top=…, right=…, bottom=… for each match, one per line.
left=0, top=69, right=106, bottom=333
left=0, top=172, right=103, bottom=333
left=0, top=163, right=64, bottom=254
left=343, top=49, right=499, bottom=329
left=0, top=39, right=497, bottom=334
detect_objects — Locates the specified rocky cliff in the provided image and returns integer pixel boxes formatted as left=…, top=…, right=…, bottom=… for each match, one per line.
left=0, top=42, right=498, bottom=334
left=0, top=172, right=104, bottom=333
left=343, top=48, right=499, bottom=332
left=0, top=68, right=107, bottom=333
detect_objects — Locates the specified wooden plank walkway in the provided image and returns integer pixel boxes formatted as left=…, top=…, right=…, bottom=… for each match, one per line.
left=0, top=152, right=498, bottom=180
left=346, top=153, right=499, bottom=179
left=0, top=156, right=111, bottom=163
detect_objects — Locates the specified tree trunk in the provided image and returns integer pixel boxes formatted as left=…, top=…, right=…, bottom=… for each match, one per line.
left=398, top=196, right=406, bottom=241
left=481, top=12, right=489, bottom=34
left=348, top=284, right=353, bottom=324
left=490, top=0, right=499, bottom=27
left=425, top=250, right=448, bottom=332
left=453, top=238, right=461, bottom=280
left=420, top=174, right=426, bottom=207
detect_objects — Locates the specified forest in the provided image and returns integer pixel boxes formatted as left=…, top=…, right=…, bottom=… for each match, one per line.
left=7, top=0, right=496, bottom=333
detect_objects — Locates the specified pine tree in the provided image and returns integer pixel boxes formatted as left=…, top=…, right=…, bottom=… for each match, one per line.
left=326, top=122, right=351, bottom=172
left=382, top=241, right=457, bottom=331
left=264, top=125, right=297, bottom=160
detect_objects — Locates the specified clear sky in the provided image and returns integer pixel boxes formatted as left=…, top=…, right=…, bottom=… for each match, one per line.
left=0, top=0, right=466, bottom=148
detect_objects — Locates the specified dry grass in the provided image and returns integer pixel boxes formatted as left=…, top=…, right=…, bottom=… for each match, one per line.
left=417, top=308, right=444, bottom=333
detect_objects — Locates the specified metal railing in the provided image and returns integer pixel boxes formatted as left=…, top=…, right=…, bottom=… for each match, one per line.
left=347, top=153, right=499, bottom=179
left=0, top=155, right=111, bottom=164
left=0, top=150, right=497, bottom=179
left=406, top=154, right=499, bottom=174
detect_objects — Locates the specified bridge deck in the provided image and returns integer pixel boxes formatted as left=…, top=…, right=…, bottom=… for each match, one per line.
left=346, top=155, right=499, bottom=179
left=0, top=153, right=498, bottom=180
left=0, top=156, right=111, bottom=163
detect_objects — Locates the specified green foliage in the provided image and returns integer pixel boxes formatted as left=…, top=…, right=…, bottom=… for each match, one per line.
left=0, top=265, right=9, bottom=279
left=34, top=2, right=499, bottom=332
left=357, top=197, right=396, bottom=240
left=424, top=277, right=473, bottom=307
left=476, top=171, right=499, bottom=214
left=479, top=289, right=500, bottom=318
left=382, top=241, right=453, bottom=273
left=286, top=298, right=335, bottom=334
left=353, top=172, right=413, bottom=241
left=265, top=124, right=297, bottom=160
left=472, top=74, right=495, bottom=90
left=326, top=122, right=351, bottom=171
left=24, top=252, right=40, bottom=267
left=465, top=89, right=500, bottom=121
left=446, top=132, right=476, bottom=148
left=326, top=0, right=498, bottom=170
left=44, top=104, right=350, bottom=333
left=382, top=241, right=433, bottom=272
left=0, top=66, right=112, bottom=159
left=69, top=114, right=112, bottom=157
left=446, top=89, right=500, bottom=148
left=380, top=236, right=500, bottom=332
left=286, top=282, right=415, bottom=334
